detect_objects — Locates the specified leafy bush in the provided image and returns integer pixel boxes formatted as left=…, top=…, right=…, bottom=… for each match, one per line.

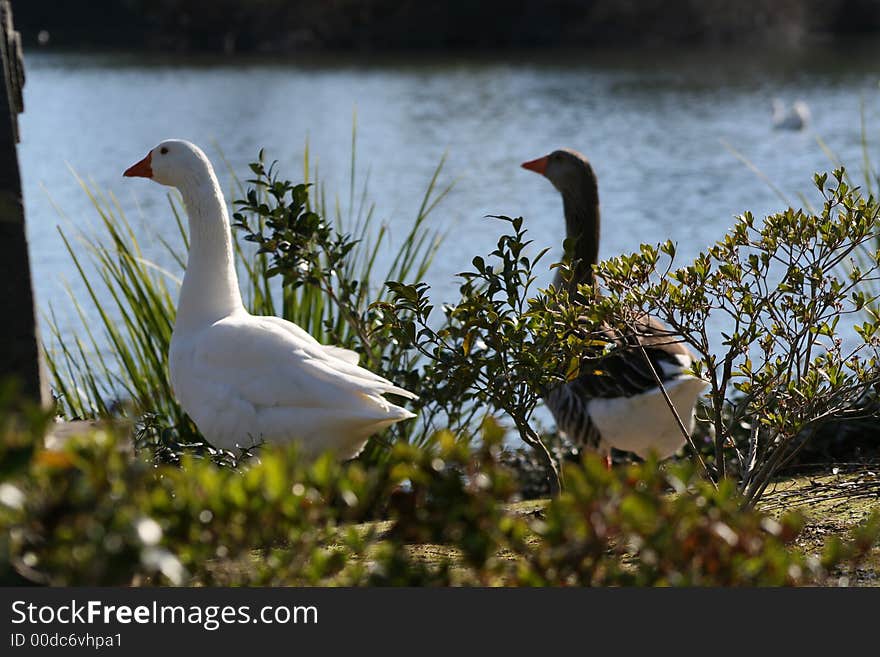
left=721, top=100, right=880, bottom=465
left=230, top=154, right=456, bottom=454
left=371, top=171, right=880, bottom=503
left=3, top=401, right=877, bottom=587
left=374, top=216, right=601, bottom=493
left=577, top=169, right=880, bottom=504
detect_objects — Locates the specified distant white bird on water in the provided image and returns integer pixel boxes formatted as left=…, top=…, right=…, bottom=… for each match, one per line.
left=123, top=140, right=417, bottom=459
left=772, top=99, right=810, bottom=131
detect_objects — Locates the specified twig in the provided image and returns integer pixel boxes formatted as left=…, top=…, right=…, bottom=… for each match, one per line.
left=635, top=341, right=715, bottom=487
left=518, top=418, right=562, bottom=496
left=741, top=422, right=760, bottom=491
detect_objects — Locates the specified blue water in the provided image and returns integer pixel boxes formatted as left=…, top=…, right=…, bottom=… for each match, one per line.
left=17, top=46, right=880, bottom=397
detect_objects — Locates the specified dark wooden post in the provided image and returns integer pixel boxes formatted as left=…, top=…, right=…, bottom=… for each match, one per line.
left=0, top=0, right=50, bottom=406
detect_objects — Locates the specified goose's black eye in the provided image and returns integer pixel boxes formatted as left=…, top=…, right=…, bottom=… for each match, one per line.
left=160, top=147, right=168, bottom=155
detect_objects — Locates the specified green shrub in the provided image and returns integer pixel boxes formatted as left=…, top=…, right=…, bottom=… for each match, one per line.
left=569, top=169, right=880, bottom=504
left=230, top=153, right=457, bottom=455
left=374, top=176, right=880, bottom=501
left=375, top=215, right=600, bottom=494
left=2, top=405, right=877, bottom=587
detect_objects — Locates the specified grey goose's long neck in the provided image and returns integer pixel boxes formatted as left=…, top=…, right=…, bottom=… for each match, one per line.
left=175, top=174, right=244, bottom=332
left=554, top=185, right=600, bottom=294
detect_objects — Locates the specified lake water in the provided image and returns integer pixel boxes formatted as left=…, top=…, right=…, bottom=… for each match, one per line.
left=18, top=45, right=880, bottom=381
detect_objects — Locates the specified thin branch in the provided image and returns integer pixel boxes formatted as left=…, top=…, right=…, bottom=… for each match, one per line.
left=634, top=340, right=715, bottom=487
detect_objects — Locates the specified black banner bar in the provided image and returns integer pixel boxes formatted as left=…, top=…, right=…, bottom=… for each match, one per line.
left=1, top=587, right=876, bottom=654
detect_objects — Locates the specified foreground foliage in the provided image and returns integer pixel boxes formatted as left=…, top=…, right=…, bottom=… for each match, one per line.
left=2, top=401, right=877, bottom=587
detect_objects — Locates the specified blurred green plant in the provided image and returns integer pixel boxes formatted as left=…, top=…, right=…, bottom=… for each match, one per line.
left=2, top=404, right=877, bottom=586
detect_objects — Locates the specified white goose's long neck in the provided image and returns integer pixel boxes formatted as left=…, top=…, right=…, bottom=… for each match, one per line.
left=175, top=173, right=244, bottom=332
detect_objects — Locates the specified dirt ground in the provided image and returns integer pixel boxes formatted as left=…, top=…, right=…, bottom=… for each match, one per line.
left=398, top=466, right=880, bottom=586
left=759, top=465, right=880, bottom=586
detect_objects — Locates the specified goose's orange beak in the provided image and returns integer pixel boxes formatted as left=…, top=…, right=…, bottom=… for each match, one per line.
left=124, top=152, right=153, bottom=178
left=521, top=155, right=548, bottom=176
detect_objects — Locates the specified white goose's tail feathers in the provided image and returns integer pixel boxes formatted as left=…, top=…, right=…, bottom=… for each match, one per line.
left=383, top=384, right=419, bottom=401
left=368, top=390, right=417, bottom=421
left=322, top=347, right=419, bottom=403
left=387, top=404, right=417, bottom=420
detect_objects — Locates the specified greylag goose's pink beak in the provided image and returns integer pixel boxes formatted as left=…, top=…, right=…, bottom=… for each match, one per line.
left=521, top=155, right=548, bottom=176
left=124, top=152, right=153, bottom=178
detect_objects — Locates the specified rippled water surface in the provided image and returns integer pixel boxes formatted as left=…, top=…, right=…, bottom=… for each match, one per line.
left=19, top=46, right=880, bottom=364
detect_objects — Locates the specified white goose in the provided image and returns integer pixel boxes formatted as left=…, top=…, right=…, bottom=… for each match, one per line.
left=124, top=140, right=416, bottom=459
left=772, top=99, right=810, bottom=131
left=522, top=149, right=708, bottom=465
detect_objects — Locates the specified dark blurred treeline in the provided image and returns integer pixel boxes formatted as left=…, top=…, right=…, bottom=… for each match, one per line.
left=13, top=0, right=880, bottom=53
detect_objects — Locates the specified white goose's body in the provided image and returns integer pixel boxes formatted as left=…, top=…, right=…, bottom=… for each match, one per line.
left=522, top=149, right=708, bottom=461
left=125, top=140, right=415, bottom=459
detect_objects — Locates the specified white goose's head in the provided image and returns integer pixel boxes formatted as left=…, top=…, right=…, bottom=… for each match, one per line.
left=123, top=139, right=214, bottom=189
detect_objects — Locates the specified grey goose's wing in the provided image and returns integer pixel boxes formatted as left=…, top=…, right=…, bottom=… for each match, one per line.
left=566, top=328, right=694, bottom=399
left=544, top=317, right=697, bottom=450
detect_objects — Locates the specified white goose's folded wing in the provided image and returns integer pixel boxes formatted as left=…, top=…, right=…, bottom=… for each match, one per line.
left=172, top=313, right=416, bottom=457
